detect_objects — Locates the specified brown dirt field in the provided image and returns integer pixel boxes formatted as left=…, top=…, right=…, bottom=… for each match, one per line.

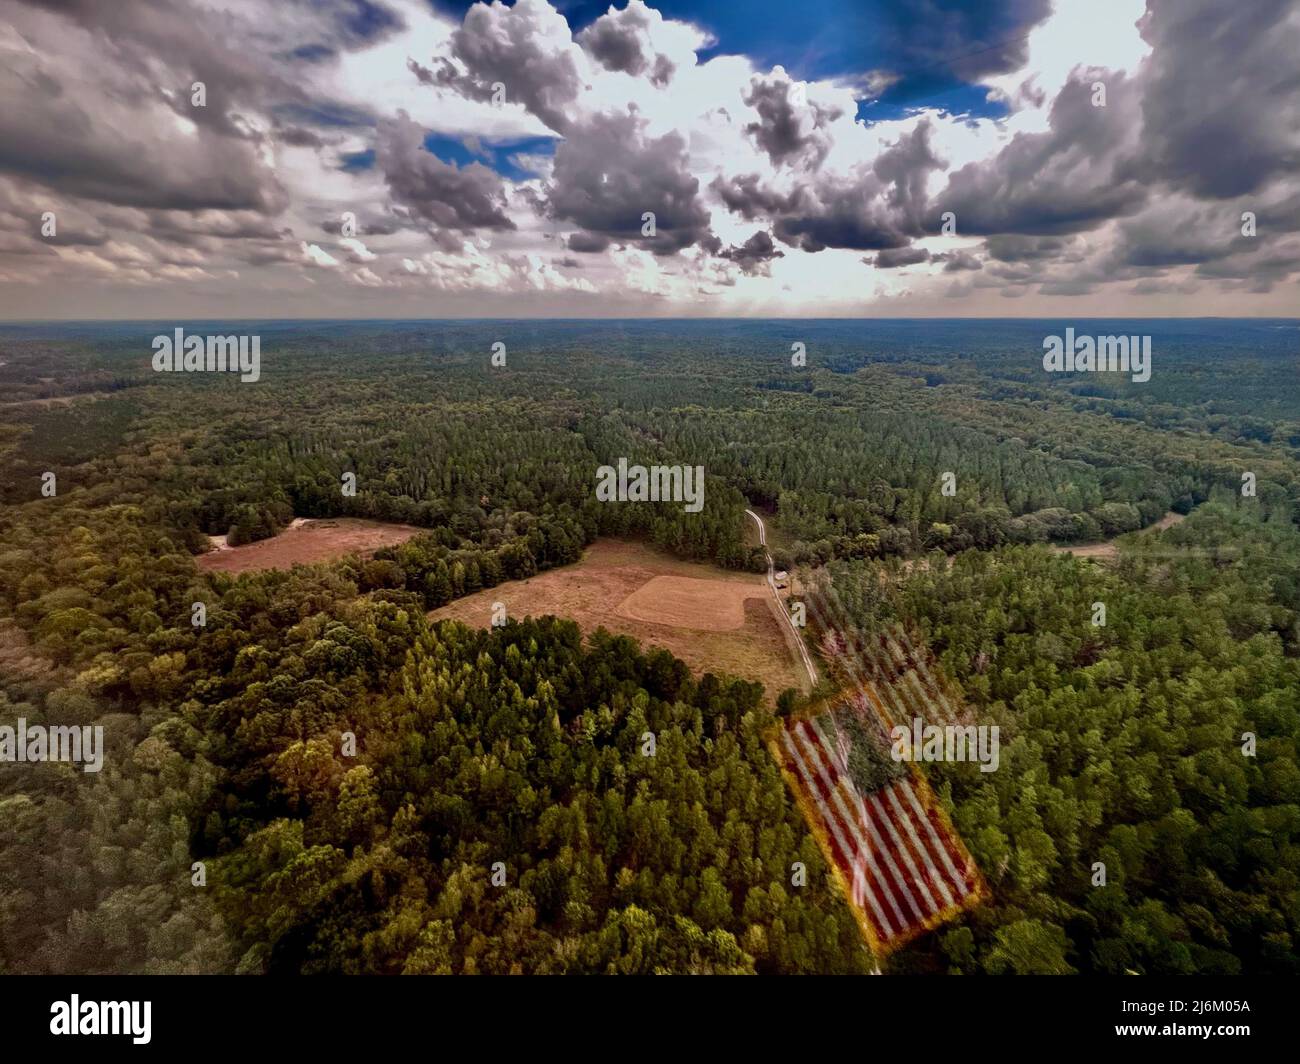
left=428, top=538, right=809, bottom=702
left=617, top=575, right=752, bottom=630
left=196, top=517, right=425, bottom=574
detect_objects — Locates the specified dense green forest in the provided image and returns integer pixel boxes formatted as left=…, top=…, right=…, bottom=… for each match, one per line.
left=826, top=498, right=1300, bottom=973
left=1, top=319, right=1297, bottom=973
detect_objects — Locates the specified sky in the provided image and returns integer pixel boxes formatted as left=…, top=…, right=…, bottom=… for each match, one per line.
left=1, top=0, right=1297, bottom=319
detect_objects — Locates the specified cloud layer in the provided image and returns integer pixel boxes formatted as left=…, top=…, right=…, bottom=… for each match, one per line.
left=0, top=0, right=1296, bottom=317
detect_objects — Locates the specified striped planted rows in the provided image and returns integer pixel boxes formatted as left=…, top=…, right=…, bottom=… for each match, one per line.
left=775, top=710, right=986, bottom=956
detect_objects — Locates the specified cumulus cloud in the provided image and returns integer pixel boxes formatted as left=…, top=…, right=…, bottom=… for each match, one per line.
left=713, top=121, right=943, bottom=253
left=339, top=236, right=377, bottom=263
left=579, top=0, right=677, bottom=87
left=375, top=111, right=515, bottom=235
left=548, top=109, right=713, bottom=254
left=933, top=249, right=983, bottom=272
left=401, top=242, right=597, bottom=293
left=985, top=234, right=1080, bottom=262
left=719, top=230, right=785, bottom=276
left=441, top=0, right=587, bottom=134
left=301, top=241, right=340, bottom=267
left=1134, top=0, right=1300, bottom=199
left=741, top=67, right=843, bottom=170
left=936, top=71, right=1146, bottom=236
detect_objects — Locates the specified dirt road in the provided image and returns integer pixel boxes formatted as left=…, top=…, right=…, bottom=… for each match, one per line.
left=745, top=509, right=818, bottom=688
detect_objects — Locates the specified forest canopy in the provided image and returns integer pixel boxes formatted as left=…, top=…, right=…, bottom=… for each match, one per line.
left=1, top=319, right=1297, bottom=974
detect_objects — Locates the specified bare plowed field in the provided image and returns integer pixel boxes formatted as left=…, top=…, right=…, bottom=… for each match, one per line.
left=196, top=517, right=424, bottom=574
left=616, top=575, right=754, bottom=630
left=428, top=538, right=809, bottom=701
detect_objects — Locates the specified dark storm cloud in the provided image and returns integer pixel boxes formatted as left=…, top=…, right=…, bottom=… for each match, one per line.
left=407, top=56, right=465, bottom=90
left=275, top=125, right=332, bottom=149
left=1192, top=238, right=1300, bottom=293
left=870, top=246, right=930, bottom=268
left=741, top=71, right=843, bottom=170
left=549, top=110, right=713, bottom=255
left=1110, top=201, right=1253, bottom=269
left=982, top=261, right=1037, bottom=284
left=915, top=1, right=1300, bottom=296
left=869, top=0, right=1053, bottom=108
left=375, top=112, right=515, bottom=233
left=709, top=174, right=791, bottom=222
left=8, top=0, right=333, bottom=140
left=0, top=0, right=406, bottom=220
left=936, top=72, right=1147, bottom=236
left=0, top=181, right=109, bottom=249
left=1130, top=277, right=1200, bottom=296
left=756, top=177, right=912, bottom=253
left=0, top=2, right=292, bottom=211
left=578, top=0, right=676, bottom=87
left=719, top=230, right=785, bottom=276
left=1134, top=0, right=1300, bottom=199
left=712, top=121, right=942, bottom=253
left=985, top=234, right=1075, bottom=262
left=0, top=82, right=285, bottom=213
left=874, top=119, right=944, bottom=225
left=566, top=231, right=614, bottom=253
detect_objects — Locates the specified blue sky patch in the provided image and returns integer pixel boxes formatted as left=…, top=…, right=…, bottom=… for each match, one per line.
left=420, top=132, right=556, bottom=180
left=857, top=81, right=1010, bottom=126
left=339, top=148, right=377, bottom=172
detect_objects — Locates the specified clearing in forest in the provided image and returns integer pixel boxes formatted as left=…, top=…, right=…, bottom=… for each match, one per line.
left=1052, top=510, right=1186, bottom=562
left=196, top=517, right=425, bottom=574
left=428, top=538, right=809, bottom=701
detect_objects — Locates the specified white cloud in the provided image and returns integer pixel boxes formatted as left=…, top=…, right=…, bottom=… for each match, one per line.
left=301, top=241, right=340, bottom=267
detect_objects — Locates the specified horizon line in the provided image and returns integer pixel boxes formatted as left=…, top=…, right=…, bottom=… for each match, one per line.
left=2, top=315, right=1298, bottom=325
